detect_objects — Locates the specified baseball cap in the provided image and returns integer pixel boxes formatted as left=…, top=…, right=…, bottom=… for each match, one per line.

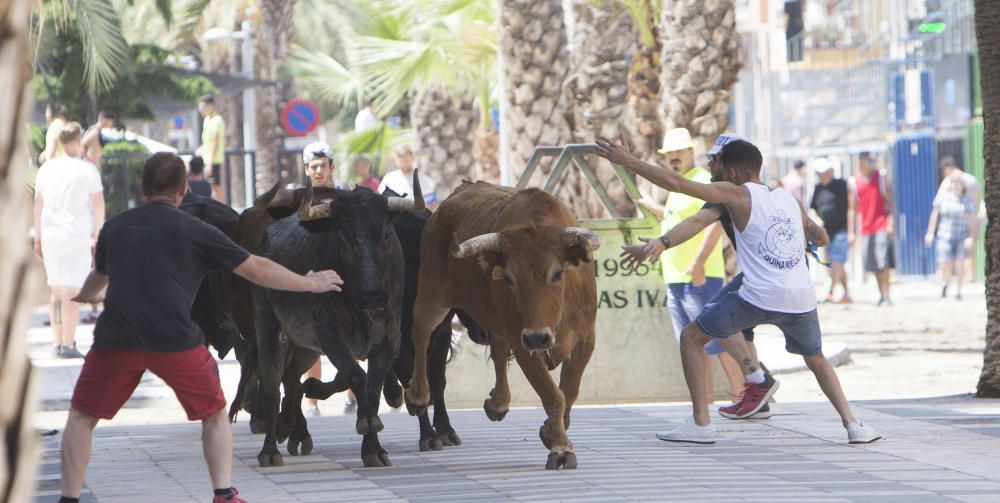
left=658, top=128, right=694, bottom=154
left=707, top=133, right=748, bottom=156
left=812, top=158, right=834, bottom=173
left=303, top=142, right=333, bottom=164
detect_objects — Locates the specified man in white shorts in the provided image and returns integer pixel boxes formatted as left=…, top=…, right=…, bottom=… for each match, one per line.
left=33, top=122, right=105, bottom=358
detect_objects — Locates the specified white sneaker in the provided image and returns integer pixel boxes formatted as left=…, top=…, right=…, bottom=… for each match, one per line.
left=847, top=421, right=882, bottom=444
left=305, top=405, right=321, bottom=418
left=656, top=417, right=716, bottom=444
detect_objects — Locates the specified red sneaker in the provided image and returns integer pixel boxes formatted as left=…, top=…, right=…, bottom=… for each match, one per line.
left=718, top=375, right=779, bottom=419
left=213, top=488, right=247, bottom=503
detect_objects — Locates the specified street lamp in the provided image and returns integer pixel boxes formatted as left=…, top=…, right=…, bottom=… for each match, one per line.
left=202, top=20, right=256, bottom=207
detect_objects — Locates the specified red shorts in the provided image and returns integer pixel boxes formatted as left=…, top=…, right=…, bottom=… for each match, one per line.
left=71, top=345, right=226, bottom=421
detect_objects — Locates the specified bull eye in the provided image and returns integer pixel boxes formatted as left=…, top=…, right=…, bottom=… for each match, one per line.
left=552, top=269, right=563, bottom=283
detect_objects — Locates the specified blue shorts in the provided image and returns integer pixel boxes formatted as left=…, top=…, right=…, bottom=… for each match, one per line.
left=696, top=291, right=823, bottom=357
left=667, top=278, right=725, bottom=355
left=826, top=231, right=849, bottom=264
left=707, top=274, right=756, bottom=342
left=936, top=236, right=967, bottom=263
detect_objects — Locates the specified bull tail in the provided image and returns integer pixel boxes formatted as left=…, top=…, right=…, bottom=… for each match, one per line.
left=228, top=343, right=259, bottom=423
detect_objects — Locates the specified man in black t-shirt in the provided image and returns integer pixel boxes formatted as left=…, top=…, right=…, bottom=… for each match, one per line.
left=59, top=153, right=344, bottom=503
left=187, top=155, right=213, bottom=198
left=809, top=159, right=852, bottom=303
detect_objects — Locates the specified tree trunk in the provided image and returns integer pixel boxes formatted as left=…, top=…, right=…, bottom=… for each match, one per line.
left=976, top=0, right=1000, bottom=397
left=625, top=0, right=666, bottom=203
left=411, top=88, right=477, bottom=197
left=658, top=0, right=742, bottom=149
left=473, top=123, right=500, bottom=185
left=254, top=0, right=296, bottom=193
left=500, top=0, right=572, bottom=186
left=564, top=0, right=635, bottom=219
left=0, top=0, right=44, bottom=499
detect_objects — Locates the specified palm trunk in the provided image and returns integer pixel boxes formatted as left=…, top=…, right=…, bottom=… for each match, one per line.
left=254, top=0, right=296, bottom=193
left=565, top=0, right=635, bottom=218
left=411, top=88, right=477, bottom=197
left=625, top=0, right=666, bottom=203
left=500, top=0, right=572, bottom=186
left=473, top=123, right=500, bottom=184
left=975, top=0, right=1000, bottom=397
left=0, top=0, right=44, bottom=498
left=658, top=0, right=742, bottom=148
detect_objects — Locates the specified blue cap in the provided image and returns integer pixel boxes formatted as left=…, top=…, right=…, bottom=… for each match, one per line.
left=707, top=133, right=748, bottom=156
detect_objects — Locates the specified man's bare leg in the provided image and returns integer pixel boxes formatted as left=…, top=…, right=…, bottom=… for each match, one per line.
left=717, top=352, right=744, bottom=399
left=62, top=287, right=81, bottom=348
left=61, top=408, right=99, bottom=498
left=875, top=269, right=891, bottom=301
left=679, top=324, right=714, bottom=426
left=50, top=289, right=63, bottom=348
left=802, top=353, right=857, bottom=427
left=202, top=408, right=233, bottom=490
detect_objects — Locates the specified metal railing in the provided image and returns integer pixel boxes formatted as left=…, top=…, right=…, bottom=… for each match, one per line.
left=515, top=143, right=654, bottom=226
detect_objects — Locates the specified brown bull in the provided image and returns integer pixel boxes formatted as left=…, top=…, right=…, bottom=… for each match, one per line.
left=404, top=181, right=599, bottom=470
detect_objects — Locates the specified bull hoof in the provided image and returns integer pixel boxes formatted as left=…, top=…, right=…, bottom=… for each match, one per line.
left=436, top=430, right=462, bottom=447
left=484, top=398, right=509, bottom=422
left=258, top=451, right=284, bottom=468
left=288, top=434, right=313, bottom=456
left=404, top=388, right=429, bottom=417
left=361, top=452, right=393, bottom=468
left=419, top=436, right=444, bottom=452
left=249, top=416, right=266, bottom=435
left=356, top=416, right=385, bottom=436
left=384, top=379, right=404, bottom=409
left=545, top=451, right=577, bottom=470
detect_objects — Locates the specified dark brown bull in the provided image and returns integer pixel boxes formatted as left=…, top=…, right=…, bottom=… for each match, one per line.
left=404, top=181, right=599, bottom=470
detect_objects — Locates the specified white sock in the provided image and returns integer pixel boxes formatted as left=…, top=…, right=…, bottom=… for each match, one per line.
left=745, top=369, right=765, bottom=384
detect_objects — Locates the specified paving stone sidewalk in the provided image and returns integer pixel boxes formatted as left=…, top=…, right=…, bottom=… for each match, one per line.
left=33, top=396, right=1000, bottom=502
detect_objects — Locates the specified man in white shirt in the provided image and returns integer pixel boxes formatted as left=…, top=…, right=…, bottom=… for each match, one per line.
left=354, top=99, right=379, bottom=133
left=934, top=156, right=980, bottom=281
left=378, top=145, right=438, bottom=211
left=33, top=122, right=105, bottom=358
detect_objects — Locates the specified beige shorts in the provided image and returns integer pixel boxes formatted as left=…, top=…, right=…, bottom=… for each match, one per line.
left=42, top=238, right=92, bottom=288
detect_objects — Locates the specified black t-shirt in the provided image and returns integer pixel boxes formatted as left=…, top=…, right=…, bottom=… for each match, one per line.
left=810, top=179, right=849, bottom=236
left=93, top=202, right=251, bottom=352
left=188, top=179, right=213, bottom=198
left=701, top=202, right=737, bottom=251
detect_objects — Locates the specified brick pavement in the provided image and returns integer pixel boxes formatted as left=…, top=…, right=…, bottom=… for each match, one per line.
left=33, top=396, right=1000, bottom=502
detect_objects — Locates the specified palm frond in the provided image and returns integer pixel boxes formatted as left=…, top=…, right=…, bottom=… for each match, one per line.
left=172, top=0, right=212, bottom=50
left=334, top=123, right=415, bottom=177
left=75, top=0, right=130, bottom=92
left=618, top=0, right=658, bottom=50
left=154, top=0, right=172, bottom=26
left=288, top=46, right=368, bottom=110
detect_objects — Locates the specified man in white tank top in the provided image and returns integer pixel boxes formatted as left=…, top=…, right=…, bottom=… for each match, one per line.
left=597, top=136, right=880, bottom=446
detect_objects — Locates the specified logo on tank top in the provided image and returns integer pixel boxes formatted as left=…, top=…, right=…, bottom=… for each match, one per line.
left=757, top=211, right=802, bottom=270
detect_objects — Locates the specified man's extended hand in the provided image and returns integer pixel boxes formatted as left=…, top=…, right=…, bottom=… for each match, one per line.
left=620, top=237, right=665, bottom=269
left=687, top=263, right=707, bottom=287
left=595, top=135, right=637, bottom=167
left=306, top=270, right=344, bottom=293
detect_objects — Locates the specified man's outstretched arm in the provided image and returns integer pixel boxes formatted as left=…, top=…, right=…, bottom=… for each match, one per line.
left=234, top=255, right=343, bottom=293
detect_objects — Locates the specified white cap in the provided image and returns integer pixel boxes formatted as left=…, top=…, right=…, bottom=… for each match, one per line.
left=303, top=142, right=333, bottom=165
left=812, top=158, right=834, bottom=173
left=707, top=133, right=747, bottom=156
left=658, top=128, right=694, bottom=154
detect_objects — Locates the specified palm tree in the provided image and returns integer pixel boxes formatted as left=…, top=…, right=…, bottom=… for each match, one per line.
left=658, top=0, right=741, bottom=148
left=500, top=0, right=572, bottom=186
left=975, top=0, right=1000, bottom=397
left=291, top=0, right=498, bottom=192
left=621, top=0, right=663, bottom=166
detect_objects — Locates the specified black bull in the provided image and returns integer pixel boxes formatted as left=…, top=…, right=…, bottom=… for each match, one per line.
left=224, top=184, right=488, bottom=467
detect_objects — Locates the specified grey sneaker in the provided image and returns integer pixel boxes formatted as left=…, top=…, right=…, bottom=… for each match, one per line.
left=656, top=417, right=717, bottom=445
left=847, top=421, right=882, bottom=444
left=59, top=345, right=85, bottom=359
left=52, top=345, right=64, bottom=357
left=305, top=404, right=321, bottom=418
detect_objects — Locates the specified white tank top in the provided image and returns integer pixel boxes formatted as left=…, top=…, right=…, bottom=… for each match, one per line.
left=734, top=183, right=817, bottom=313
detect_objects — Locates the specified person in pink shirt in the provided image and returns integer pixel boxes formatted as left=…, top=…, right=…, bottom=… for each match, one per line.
left=354, top=155, right=381, bottom=191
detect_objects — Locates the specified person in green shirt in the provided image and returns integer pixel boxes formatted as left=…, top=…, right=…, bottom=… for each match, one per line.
left=197, top=94, right=226, bottom=201
left=651, top=128, right=744, bottom=402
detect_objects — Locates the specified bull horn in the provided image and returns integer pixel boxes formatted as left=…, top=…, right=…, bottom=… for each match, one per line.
left=452, top=233, right=502, bottom=258
left=253, top=182, right=284, bottom=208
left=298, top=186, right=332, bottom=221
left=411, top=169, right=425, bottom=211
left=386, top=197, right=416, bottom=212
left=562, top=227, right=601, bottom=252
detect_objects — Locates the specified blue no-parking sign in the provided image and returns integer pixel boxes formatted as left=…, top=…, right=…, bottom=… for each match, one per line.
left=281, top=99, right=320, bottom=136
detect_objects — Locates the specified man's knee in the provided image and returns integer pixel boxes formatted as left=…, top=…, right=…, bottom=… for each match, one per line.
left=68, top=408, right=99, bottom=429
left=680, top=323, right=710, bottom=346
left=802, top=352, right=826, bottom=371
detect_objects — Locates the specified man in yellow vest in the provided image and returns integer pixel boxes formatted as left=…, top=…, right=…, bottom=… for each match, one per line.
left=653, top=128, right=744, bottom=401
left=196, top=94, right=226, bottom=201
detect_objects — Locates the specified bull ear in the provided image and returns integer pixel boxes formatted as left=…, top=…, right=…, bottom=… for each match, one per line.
left=562, top=227, right=600, bottom=266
